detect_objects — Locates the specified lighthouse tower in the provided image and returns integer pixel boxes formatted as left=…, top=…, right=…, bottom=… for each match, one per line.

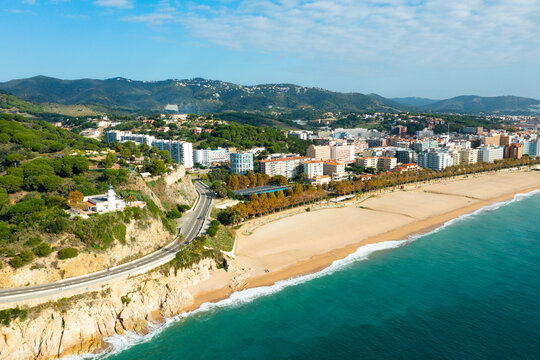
left=107, top=184, right=117, bottom=211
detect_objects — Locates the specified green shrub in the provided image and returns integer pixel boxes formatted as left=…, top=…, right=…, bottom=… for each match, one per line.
left=206, top=225, right=218, bottom=237
left=35, top=242, right=53, bottom=257
left=9, top=256, right=23, bottom=268
left=57, top=247, right=78, bottom=260
left=210, top=220, right=220, bottom=227
left=0, top=307, right=27, bottom=325
left=166, top=209, right=182, bottom=219
left=47, top=217, right=68, bottom=234
left=19, top=250, right=34, bottom=263
left=24, top=237, right=42, bottom=247
left=177, top=204, right=191, bottom=213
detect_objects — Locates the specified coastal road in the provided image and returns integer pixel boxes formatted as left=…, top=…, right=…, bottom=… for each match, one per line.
left=0, top=180, right=214, bottom=304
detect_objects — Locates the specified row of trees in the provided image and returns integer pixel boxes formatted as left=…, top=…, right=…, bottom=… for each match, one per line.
left=226, top=172, right=288, bottom=190
left=218, top=156, right=540, bottom=224
left=218, top=184, right=327, bottom=224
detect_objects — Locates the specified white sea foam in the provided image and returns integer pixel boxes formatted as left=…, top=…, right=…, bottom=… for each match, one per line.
left=64, top=188, right=540, bottom=359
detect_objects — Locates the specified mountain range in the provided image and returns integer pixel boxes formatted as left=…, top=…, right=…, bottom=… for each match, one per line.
left=0, top=76, right=539, bottom=115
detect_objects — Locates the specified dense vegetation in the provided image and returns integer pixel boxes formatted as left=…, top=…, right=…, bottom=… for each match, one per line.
left=169, top=235, right=226, bottom=270
left=0, top=90, right=44, bottom=114
left=330, top=113, right=507, bottom=134
left=0, top=113, right=181, bottom=269
left=0, top=76, right=404, bottom=114
left=196, top=123, right=311, bottom=154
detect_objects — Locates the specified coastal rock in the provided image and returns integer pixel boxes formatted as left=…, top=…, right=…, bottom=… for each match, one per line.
left=0, top=258, right=217, bottom=360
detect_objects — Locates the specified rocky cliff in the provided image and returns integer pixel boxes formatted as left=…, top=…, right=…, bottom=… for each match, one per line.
left=0, top=258, right=219, bottom=360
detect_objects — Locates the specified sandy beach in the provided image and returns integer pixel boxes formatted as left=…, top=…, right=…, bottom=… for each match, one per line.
left=185, top=170, right=540, bottom=310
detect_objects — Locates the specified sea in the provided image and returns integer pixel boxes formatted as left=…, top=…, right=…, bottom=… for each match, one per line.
left=80, top=190, right=540, bottom=360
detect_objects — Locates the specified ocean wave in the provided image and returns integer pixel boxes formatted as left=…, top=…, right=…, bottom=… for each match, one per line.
left=66, top=188, right=540, bottom=359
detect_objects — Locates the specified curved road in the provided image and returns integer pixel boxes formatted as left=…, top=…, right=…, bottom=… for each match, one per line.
left=0, top=180, right=214, bottom=303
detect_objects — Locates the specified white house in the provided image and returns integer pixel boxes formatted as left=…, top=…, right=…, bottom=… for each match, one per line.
left=83, top=185, right=126, bottom=213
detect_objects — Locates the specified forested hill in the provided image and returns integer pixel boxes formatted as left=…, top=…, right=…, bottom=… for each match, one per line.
left=420, top=95, right=540, bottom=114
left=0, top=76, right=404, bottom=114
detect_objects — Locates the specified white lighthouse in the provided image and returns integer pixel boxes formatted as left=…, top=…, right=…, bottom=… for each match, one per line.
left=107, top=184, right=117, bottom=211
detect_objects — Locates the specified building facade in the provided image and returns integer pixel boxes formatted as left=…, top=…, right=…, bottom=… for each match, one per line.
left=330, top=144, right=355, bottom=163
left=478, top=146, right=504, bottom=163
left=259, top=156, right=308, bottom=178
left=307, top=145, right=331, bottom=161
left=303, top=160, right=324, bottom=179
left=193, top=147, right=230, bottom=166
left=503, top=143, right=523, bottom=159
left=230, top=152, right=254, bottom=175
left=323, top=161, right=345, bottom=180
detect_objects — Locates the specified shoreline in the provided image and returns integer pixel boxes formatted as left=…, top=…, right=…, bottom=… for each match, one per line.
left=185, top=183, right=540, bottom=314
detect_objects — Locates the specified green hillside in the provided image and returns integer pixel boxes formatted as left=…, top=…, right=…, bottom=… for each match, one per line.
left=0, top=76, right=405, bottom=114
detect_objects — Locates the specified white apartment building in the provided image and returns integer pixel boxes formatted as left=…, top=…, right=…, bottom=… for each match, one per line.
left=331, top=144, right=355, bottom=163
left=259, top=156, right=309, bottom=178
left=478, top=146, right=504, bottom=163
left=153, top=139, right=193, bottom=168
left=417, top=150, right=453, bottom=171
left=356, top=157, right=378, bottom=169
left=193, top=147, right=229, bottom=166
left=105, top=130, right=193, bottom=168
left=377, top=157, right=397, bottom=171
left=303, top=160, right=324, bottom=179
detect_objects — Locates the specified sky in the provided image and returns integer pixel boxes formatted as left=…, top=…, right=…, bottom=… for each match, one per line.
left=1, top=0, right=539, bottom=99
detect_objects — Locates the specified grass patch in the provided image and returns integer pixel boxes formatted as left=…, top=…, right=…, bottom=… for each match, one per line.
left=206, top=225, right=235, bottom=252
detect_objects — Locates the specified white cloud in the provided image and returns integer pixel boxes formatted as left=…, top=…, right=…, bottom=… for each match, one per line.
left=93, top=0, right=133, bottom=9
left=176, top=0, right=540, bottom=68
left=122, top=0, right=178, bottom=25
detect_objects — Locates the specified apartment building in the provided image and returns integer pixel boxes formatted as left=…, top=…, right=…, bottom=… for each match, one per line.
left=230, top=152, right=254, bottom=174
left=193, top=147, right=229, bottom=166
left=356, top=157, right=378, bottom=169
left=303, top=160, right=324, bottom=179
left=503, top=143, right=523, bottom=159
left=307, top=145, right=331, bottom=161
left=330, top=144, right=355, bottom=163
left=105, top=130, right=193, bottom=168
left=323, top=161, right=345, bottom=180
left=460, top=148, right=479, bottom=165
left=377, top=157, right=397, bottom=171
left=478, top=146, right=504, bottom=163
left=259, top=156, right=308, bottom=178
left=417, top=150, right=453, bottom=171
left=153, top=139, right=193, bottom=168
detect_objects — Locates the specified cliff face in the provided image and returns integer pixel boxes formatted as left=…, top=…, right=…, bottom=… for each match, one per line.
left=0, top=258, right=217, bottom=360
left=0, top=217, right=172, bottom=288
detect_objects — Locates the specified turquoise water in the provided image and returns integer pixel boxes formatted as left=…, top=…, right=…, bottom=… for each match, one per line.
left=102, top=191, right=540, bottom=360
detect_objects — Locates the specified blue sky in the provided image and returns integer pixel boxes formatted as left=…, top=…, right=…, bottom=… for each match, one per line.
left=1, top=0, right=539, bottom=99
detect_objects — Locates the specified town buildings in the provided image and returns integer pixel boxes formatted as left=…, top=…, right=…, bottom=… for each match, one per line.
left=330, top=144, right=355, bottom=163
left=503, top=143, right=523, bottom=159
left=417, top=150, right=453, bottom=171
left=105, top=130, right=193, bottom=168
